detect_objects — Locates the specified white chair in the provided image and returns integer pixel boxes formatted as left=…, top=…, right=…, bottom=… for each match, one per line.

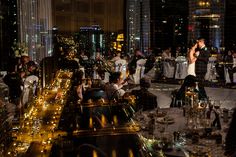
left=205, top=60, right=218, bottom=82
left=175, top=56, right=188, bottom=79
left=175, top=61, right=188, bottom=79
left=79, top=67, right=85, bottom=79
left=132, top=59, right=147, bottom=84
left=115, top=59, right=127, bottom=80
left=22, top=75, right=39, bottom=106
left=224, top=67, right=236, bottom=84
left=163, top=60, right=175, bottom=78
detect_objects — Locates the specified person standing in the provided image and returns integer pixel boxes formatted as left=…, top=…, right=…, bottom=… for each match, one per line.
left=187, top=43, right=198, bottom=76
left=194, top=38, right=210, bottom=80
left=226, top=50, right=236, bottom=87
left=193, top=38, right=210, bottom=99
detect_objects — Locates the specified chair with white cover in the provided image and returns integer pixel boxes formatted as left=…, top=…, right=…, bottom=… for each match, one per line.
left=21, top=75, right=39, bottom=107
left=115, top=59, right=127, bottom=80
left=175, top=56, right=188, bottom=79
left=224, top=67, right=236, bottom=84
left=163, top=60, right=175, bottom=78
left=205, top=56, right=218, bottom=81
left=130, top=59, right=147, bottom=84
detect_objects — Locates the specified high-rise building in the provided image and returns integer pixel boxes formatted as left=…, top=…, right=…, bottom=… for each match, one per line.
left=126, top=0, right=150, bottom=53
left=150, top=0, right=188, bottom=49
left=225, top=0, right=236, bottom=48
left=52, top=0, right=124, bottom=34
left=126, top=0, right=188, bottom=53
left=17, top=0, right=53, bottom=62
left=0, top=0, right=18, bottom=70
left=188, top=0, right=225, bottom=49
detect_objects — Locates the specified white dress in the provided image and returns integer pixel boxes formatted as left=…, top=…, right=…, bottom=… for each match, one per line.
left=187, top=62, right=196, bottom=76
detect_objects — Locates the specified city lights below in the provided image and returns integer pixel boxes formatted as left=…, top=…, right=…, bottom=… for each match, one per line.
left=7, top=70, right=73, bottom=156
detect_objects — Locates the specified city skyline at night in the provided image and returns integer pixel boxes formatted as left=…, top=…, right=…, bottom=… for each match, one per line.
left=1, top=0, right=236, bottom=68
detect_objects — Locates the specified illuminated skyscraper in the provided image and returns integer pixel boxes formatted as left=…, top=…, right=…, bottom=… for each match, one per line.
left=225, top=0, right=236, bottom=48
left=126, top=0, right=150, bottom=53
left=126, top=0, right=188, bottom=53
left=17, top=0, right=53, bottom=62
left=188, top=0, right=225, bottom=49
left=0, top=0, right=18, bottom=70
left=150, top=0, right=188, bottom=49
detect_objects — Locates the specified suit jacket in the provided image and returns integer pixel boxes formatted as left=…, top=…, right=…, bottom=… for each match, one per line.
left=131, top=89, right=158, bottom=111
left=195, top=46, right=210, bottom=77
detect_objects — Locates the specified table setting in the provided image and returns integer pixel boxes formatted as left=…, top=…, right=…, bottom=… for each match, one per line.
left=132, top=104, right=233, bottom=157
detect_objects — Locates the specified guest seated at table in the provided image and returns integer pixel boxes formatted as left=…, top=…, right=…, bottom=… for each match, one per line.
left=104, top=72, right=126, bottom=101
left=162, top=47, right=173, bottom=60
left=128, top=48, right=145, bottom=75
left=3, top=65, right=24, bottom=106
left=225, top=108, right=236, bottom=157
left=111, top=51, right=122, bottom=62
left=131, top=78, right=158, bottom=111
left=79, top=50, right=89, bottom=66
left=225, top=50, right=236, bottom=87
left=144, top=52, right=156, bottom=74
left=171, top=75, right=207, bottom=107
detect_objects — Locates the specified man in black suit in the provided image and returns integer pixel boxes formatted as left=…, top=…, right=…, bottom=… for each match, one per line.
left=131, top=78, right=158, bottom=111
left=194, top=38, right=210, bottom=99
left=195, top=38, right=210, bottom=79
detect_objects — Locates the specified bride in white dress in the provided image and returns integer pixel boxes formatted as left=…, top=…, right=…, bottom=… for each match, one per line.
left=187, top=43, right=198, bottom=76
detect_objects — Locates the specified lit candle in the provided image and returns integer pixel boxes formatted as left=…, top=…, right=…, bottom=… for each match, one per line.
left=113, top=115, right=118, bottom=126
left=89, top=117, right=93, bottom=128
left=101, top=114, right=106, bottom=127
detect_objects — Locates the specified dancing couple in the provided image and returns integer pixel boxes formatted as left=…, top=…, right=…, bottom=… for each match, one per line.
left=187, top=37, right=210, bottom=99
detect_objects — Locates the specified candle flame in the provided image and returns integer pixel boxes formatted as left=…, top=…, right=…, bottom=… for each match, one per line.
left=93, top=150, right=98, bottom=157
left=112, top=149, right=117, bottom=157
left=101, top=114, right=106, bottom=127
left=89, top=117, right=93, bottom=128
left=128, top=149, right=134, bottom=157
left=113, top=115, right=118, bottom=126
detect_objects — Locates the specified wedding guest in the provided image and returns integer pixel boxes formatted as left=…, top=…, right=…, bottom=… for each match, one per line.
left=172, top=75, right=197, bottom=107
left=226, top=50, right=236, bottom=87
left=175, top=46, right=182, bottom=57
left=131, top=78, right=158, bottom=111
left=128, top=49, right=145, bottom=75
left=3, top=65, right=24, bottom=107
left=17, top=53, right=30, bottom=74
left=111, top=51, right=122, bottom=62
left=79, top=50, right=89, bottom=62
left=162, top=47, right=172, bottom=60
left=144, top=52, right=156, bottom=74
left=104, top=72, right=126, bottom=100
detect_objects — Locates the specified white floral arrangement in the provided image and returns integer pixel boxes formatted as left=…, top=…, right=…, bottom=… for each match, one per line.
left=11, top=42, right=29, bottom=57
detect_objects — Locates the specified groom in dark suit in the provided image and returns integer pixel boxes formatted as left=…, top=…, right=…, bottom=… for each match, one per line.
left=194, top=37, right=210, bottom=99
left=195, top=38, right=210, bottom=79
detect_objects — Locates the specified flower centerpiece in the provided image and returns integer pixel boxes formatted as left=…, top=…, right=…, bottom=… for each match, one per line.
left=11, top=42, right=28, bottom=57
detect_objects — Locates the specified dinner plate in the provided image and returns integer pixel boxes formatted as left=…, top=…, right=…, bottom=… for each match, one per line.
left=156, top=117, right=175, bottom=124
